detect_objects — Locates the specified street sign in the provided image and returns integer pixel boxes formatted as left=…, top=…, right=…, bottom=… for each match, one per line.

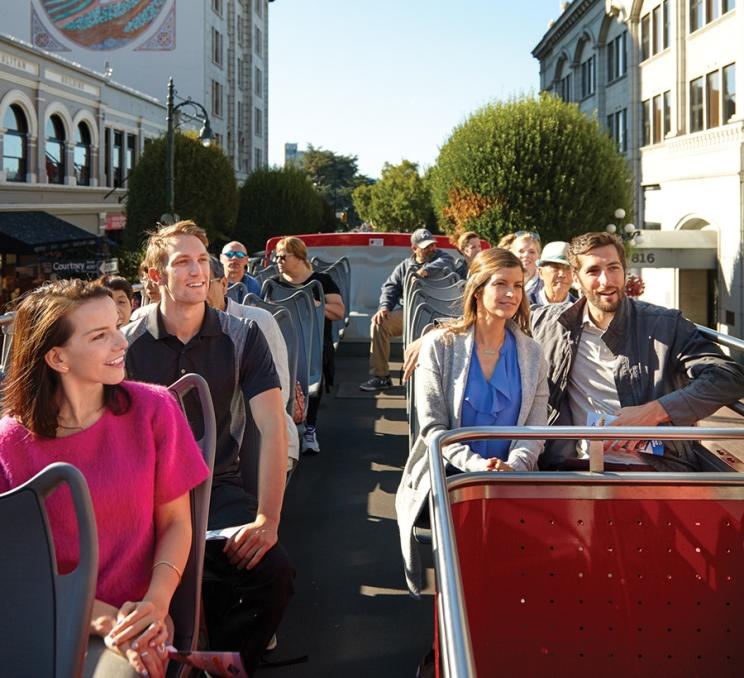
left=41, top=257, right=119, bottom=276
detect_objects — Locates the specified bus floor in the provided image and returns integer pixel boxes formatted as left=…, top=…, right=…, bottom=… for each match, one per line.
left=268, top=342, right=435, bottom=677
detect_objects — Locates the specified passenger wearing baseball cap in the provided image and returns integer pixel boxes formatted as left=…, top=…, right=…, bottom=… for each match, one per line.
left=528, top=240, right=577, bottom=307
left=359, top=228, right=455, bottom=391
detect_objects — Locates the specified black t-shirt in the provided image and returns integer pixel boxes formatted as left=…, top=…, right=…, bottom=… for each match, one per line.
left=273, top=271, right=340, bottom=346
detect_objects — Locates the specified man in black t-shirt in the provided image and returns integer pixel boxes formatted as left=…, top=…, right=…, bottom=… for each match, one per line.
left=123, top=220, right=293, bottom=673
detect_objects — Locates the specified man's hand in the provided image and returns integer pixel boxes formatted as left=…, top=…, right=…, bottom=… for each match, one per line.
left=224, top=514, right=279, bottom=570
left=416, top=268, right=429, bottom=278
left=402, top=337, right=424, bottom=383
left=485, top=458, right=514, bottom=472
left=372, top=308, right=390, bottom=326
left=605, top=400, right=670, bottom=451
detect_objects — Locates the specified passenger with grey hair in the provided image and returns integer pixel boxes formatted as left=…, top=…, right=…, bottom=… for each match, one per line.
left=206, top=255, right=299, bottom=465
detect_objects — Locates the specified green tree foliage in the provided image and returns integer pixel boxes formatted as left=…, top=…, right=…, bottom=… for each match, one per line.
left=430, top=94, right=633, bottom=244
left=124, top=133, right=237, bottom=250
left=235, top=166, right=331, bottom=251
left=301, top=145, right=371, bottom=228
left=352, top=160, right=434, bottom=232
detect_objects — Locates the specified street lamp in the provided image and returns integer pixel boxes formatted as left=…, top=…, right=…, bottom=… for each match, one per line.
left=163, top=77, right=213, bottom=224
left=606, top=207, right=643, bottom=245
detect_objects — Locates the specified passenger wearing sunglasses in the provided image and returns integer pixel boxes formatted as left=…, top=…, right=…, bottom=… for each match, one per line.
left=221, top=241, right=261, bottom=302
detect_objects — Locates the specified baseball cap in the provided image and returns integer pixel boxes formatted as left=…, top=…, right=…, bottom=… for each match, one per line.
left=411, top=228, right=437, bottom=249
left=538, top=241, right=570, bottom=267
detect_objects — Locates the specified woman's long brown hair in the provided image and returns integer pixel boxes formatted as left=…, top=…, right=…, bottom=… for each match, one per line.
left=445, top=247, right=531, bottom=337
left=2, top=279, right=130, bottom=438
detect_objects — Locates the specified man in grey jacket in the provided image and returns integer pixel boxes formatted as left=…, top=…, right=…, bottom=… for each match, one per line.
left=532, top=231, right=744, bottom=471
left=359, top=228, right=455, bottom=391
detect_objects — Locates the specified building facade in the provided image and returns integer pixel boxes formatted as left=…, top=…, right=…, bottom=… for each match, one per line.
left=0, top=0, right=272, bottom=182
left=533, top=0, right=743, bottom=338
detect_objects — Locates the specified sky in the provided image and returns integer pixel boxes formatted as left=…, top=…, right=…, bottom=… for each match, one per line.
left=268, top=0, right=563, bottom=179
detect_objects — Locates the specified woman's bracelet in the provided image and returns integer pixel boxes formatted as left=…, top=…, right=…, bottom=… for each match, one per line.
left=152, top=560, right=182, bottom=582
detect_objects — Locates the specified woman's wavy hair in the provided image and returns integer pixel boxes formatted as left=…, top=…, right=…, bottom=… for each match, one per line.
left=445, top=248, right=531, bottom=337
left=2, top=279, right=131, bottom=438
left=276, top=236, right=312, bottom=270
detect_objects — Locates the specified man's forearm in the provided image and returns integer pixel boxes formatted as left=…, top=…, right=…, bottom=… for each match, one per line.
left=257, top=427, right=288, bottom=523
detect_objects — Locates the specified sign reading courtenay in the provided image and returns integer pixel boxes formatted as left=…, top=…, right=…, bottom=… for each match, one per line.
left=42, top=258, right=118, bottom=276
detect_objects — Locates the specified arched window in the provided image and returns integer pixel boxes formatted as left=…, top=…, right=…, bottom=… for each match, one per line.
left=45, top=114, right=66, bottom=184
left=3, top=104, right=28, bottom=182
left=74, top=121, right=91, bottom=186
left=555, top=59, right=571, bottom=102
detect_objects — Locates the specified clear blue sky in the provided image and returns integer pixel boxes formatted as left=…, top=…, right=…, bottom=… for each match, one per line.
left=268, top=0, right=562, bottom=179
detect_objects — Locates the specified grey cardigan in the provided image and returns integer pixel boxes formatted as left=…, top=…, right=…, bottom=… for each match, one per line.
left=395, top=321, right=549, bottom=595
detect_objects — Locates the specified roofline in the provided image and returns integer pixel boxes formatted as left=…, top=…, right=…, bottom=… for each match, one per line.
left=531, top=0, right=599, bottom=60
left=0, top=32, right=164, bottom=108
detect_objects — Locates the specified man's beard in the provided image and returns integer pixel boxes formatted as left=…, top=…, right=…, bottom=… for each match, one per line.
left=584, top=285, right=625, bottom=313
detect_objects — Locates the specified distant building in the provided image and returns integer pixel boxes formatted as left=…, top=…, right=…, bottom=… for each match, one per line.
left=533, top=0, right=743, bottom=337
left=0, top=0, right=275, bottom=182
left=0, top=33, right=165, bottom=298
left=284, top=142, right=305, bottom=167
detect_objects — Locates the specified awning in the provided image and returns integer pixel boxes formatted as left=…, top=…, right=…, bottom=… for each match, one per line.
left=0, top=211, right=100, bottom=255
left=630, top=229, right=718, bottom=269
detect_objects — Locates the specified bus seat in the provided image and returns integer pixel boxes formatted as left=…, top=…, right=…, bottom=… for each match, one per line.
left=166, top=374, right=217, bottom=676
left=0, top=462, right=98, bottom=677
left=446, top=472, right=744, bottom=676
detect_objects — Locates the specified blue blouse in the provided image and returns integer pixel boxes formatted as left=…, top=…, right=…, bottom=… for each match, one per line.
left=460, top=329, right=522, bottom=460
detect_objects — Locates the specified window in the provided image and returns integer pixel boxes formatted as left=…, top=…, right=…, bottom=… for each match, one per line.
left=255, top=107, right=262, bottom=136
left=237, top=15, right=243, bottom=46
left=104, top=128, right=111, bottom=186
left=707, top=0, right=720, bottom=22
left=607, top=109, right=627, bottom=152
left=212, top=0, right=223, bottom=16
left=126, top=134, right=136, bottom=181
left=580, top=56, right=595, bottom=98
left=663, top=0, right=670, bottom=48
left=723, top=0, right=736, bottom=11
left=255, top=0, right=263, bottom=16
left=641, top=14, right=650, bottom=60
left=255, top=27, right=261, bottom=56
left=663, top=90, right=672, bottom=136
left=607, top=32, right=627, bottom=81
left=652, top=95, right=662, bottom=143
left=255, top=147, right=262, bottom=170
left=113, top=130, right=123, bottom=187
left=74, top=122, right=91, bottom=186
left=690, top=0, right=703, bottom=31
left=3, top=104, right=28, bottom=182
left=690, top=76, right=704, bottom=131
left=237, top=101, right=244, bottom=129
left=723, top=63, right=736, bottom=122
left=212, top=80, right=223, bottom=117
left=706, top=70, right=721, bottom=128
left=237, top=58, right=243, bottom=89
left=45, top=114, right=66, bottom=184
left=642, top=100, right=651, bottom=145
left=652, top=6, right=661, bottom=54
left=255, top=66, right=262, bottom=97
left=212, top=28, right=223, bottom=66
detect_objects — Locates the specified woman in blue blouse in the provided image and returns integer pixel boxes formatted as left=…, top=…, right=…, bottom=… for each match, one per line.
left=396, top=247, right=549, bottom=594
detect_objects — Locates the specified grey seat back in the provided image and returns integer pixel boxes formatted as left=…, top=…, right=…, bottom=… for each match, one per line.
left=166, top=374, right=217, bottom=676
left=0, top=462, right=98, bottom=677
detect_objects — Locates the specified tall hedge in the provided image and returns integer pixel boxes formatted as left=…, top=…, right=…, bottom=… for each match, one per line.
left=235, top=166, right=332, bottom=251
left=125, top=133, right=237, bottom=249
left=430, top=94, right=633, bottom=244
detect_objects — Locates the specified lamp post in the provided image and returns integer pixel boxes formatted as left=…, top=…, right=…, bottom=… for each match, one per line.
left=163, top=77, right=214, bottom=224
left=605, top=207, right=643, bottom=246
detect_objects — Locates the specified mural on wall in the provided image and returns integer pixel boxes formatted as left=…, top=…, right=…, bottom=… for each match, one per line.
left=31, top=0, right=175, bottom=52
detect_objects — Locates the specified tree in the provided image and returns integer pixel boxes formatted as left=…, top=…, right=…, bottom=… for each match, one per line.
left=352, top=160, right=434, bottom=232
left=300, top=145, right=370, bottom=228
left=430, top=94, right=633, bottom=244
left=235, top=166, right=332, bottom=251
left=124, top=133, right=237, bottom=250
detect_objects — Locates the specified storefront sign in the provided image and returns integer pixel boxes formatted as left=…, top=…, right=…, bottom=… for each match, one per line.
left=105, top=214, right=127, bottom=231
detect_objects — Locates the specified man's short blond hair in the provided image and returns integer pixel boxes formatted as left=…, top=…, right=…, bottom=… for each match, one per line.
left=144, top=220, right=209, bottom=273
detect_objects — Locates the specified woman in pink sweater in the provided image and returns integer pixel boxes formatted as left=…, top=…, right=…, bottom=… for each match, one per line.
left=0, top=280, right=209, bottom=678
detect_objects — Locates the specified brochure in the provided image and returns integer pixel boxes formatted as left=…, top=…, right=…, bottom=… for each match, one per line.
left=205, top=525, right=243, bottom=541
left=587, top=411, right=664, bottom=456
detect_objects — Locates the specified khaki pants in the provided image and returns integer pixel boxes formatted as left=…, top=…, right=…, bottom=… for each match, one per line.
left=369, top=309, right=404, bottom=377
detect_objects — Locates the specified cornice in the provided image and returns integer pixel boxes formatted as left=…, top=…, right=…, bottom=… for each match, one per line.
left=532, top=0, right=600, bottom=59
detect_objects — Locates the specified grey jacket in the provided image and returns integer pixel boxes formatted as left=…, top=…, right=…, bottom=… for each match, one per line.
left=378, top=250, right=456, bottom=311
left=531, top=296, right=744, bottom=470
left=395, top=322, right=549, bottom=595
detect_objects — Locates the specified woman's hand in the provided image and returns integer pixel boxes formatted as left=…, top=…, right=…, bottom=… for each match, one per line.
left=107, top=601, right=171, bottom=678
left=485, top=458, right=514, bottom=472
left=114, top=637, right=169, bottom=678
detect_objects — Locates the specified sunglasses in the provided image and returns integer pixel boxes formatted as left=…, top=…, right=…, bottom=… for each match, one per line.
left=223, top=251, right=247, bottom=259
left=515, top=230, right=541, bottom=242
left=275, top=253, right=295, bottom=262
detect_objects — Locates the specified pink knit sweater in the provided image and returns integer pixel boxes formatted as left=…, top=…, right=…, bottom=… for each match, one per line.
left=0, top=381, right=210, bottom=608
